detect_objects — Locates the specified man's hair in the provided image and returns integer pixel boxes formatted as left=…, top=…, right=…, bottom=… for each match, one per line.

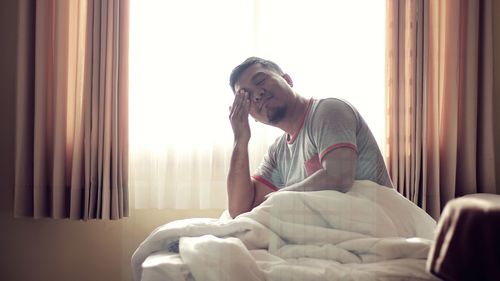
left=229, top=57, right=284, bottom=92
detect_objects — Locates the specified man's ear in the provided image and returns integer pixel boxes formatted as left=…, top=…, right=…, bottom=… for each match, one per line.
left=282, top=73, right=293, bottom=87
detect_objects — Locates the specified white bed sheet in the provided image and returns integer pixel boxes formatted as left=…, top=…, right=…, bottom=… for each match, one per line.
left=132, top=180, right=439, bottom=281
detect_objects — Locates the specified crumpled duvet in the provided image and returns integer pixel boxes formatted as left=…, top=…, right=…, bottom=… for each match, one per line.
left=132, top=180, right=439, bottom=281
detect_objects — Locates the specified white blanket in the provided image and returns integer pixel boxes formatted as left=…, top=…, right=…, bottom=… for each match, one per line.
left=132, top=180, right=439, bottom=281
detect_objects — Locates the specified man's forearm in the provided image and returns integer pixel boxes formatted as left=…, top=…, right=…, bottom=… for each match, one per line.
left=227, top=142, right=254, bottom=218
left=282, top=148, right=357, bottom=193
left=280, top=168, right=353, bottom=193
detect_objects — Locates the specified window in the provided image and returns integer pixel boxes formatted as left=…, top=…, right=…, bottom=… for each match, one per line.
left=129, top=0, right=386, bottom=209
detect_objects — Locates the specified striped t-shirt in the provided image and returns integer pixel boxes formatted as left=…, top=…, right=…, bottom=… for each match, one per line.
left=252, top=98, right=393, bottom=191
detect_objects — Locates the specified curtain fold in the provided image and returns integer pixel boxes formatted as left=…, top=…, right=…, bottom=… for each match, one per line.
left=14, top=0, right=129, bottom=220
left=386, top=0, right=496, bottom=219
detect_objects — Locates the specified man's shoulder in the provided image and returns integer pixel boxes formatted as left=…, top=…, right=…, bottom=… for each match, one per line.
left=312, top=98, right=358, bottom=118
left=315, top=97, right=352, bottom=108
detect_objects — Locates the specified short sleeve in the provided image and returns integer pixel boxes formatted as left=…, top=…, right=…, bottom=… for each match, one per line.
left=310, top=99, right=358, bottom=161
left=252, top=139, right=283, bottom=191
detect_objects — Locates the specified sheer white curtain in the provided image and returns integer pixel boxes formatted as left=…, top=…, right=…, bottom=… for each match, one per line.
left=129, top=0, right=386, bottom=209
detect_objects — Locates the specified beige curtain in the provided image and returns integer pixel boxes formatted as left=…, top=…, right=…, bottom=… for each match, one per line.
left=386, top=0, right=496, bottom=219
left=15, top=0, right=129, bottom=220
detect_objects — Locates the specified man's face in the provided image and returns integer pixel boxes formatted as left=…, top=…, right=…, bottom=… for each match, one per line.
left=234, top=64, right=293, bottom=125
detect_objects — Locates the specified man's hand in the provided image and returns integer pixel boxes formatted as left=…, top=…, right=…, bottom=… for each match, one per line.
left=229, top=89, right=251, bottom=144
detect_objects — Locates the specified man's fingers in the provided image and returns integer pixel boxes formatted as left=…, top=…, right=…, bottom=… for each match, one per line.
left=230, top=90, right=250, bottom=120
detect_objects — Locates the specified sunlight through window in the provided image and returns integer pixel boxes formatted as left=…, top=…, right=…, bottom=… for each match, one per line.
left=129, top=0, right=386, bottom=209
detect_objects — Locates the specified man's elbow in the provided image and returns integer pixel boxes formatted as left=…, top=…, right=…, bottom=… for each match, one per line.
left=325, top=172, right=354, bottom=192
left=335, top=181, right=353, bottom=193
left=339, top=175, right=355, bottom=192
left=321, top=182, right=352, bottom=193
left=228, top=205, right=251, bottom=219
left=228, top=208, right=241, bottom=219
left=314, top=182, right=351, bottom=193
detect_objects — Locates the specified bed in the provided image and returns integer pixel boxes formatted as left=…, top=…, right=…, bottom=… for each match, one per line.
left=132, top=180, right=440, bottom=281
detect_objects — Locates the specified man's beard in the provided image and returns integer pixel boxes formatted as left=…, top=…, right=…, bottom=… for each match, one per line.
left=267, top=105, right=287, bottom=125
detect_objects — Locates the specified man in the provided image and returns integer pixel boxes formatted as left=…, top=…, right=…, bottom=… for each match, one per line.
left=227, top=57, right=392, bottom=218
